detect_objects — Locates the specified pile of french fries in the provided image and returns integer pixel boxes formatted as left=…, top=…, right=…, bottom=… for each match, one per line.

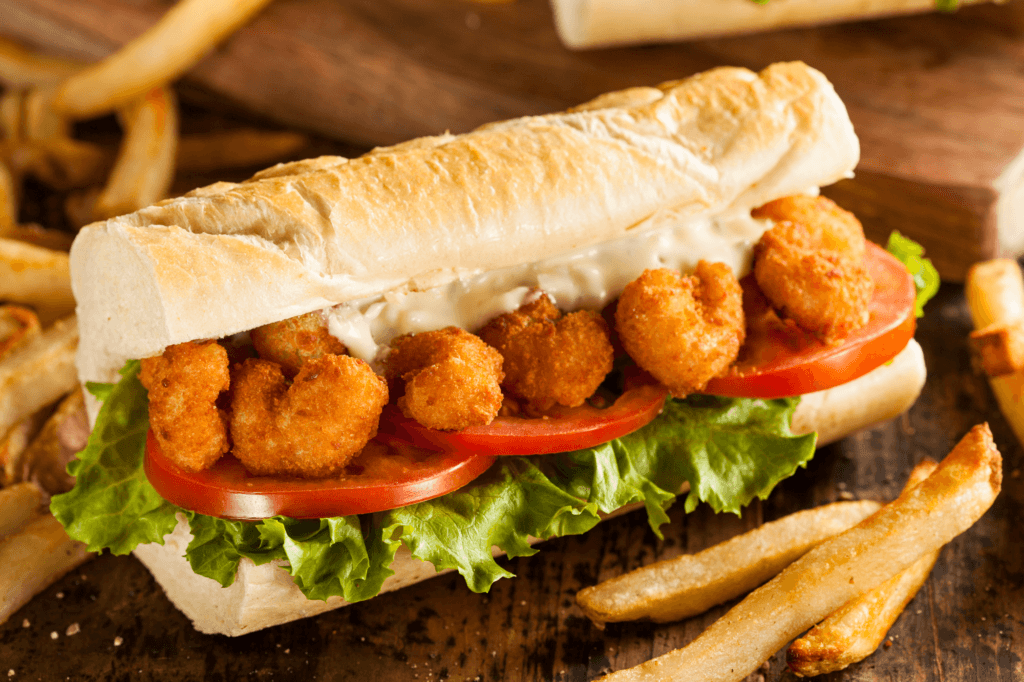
left=0, top=0, right=323, bottom=627
left=580, top=425, right=1001, bottom=680
left=966, top=258, right=1024, bottom=448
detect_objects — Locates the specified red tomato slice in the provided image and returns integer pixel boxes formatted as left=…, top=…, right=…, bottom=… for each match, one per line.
left=375, top=381, right=669, bottom=456
left=703, top=241, right=916, bottom=399
left=144, top=431, right=496, bottom=520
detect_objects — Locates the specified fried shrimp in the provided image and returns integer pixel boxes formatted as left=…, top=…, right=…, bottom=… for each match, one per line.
left=752, top=196, right=873, bottom=344
left=615, top=261, right=745, bottom=397
left=251, top=310, right=346, bottom=376
left=140, top=340, right=230, bottom=472
left=384, top=327, right=504, bottom=431
left=478, top=295, right=614, bottom=412
left=229, top=355, right=388, bottom=478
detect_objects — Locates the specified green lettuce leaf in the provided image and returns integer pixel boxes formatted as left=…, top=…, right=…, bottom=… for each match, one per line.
left=51, top=362, right=815, bottom=601
left=50, top=361, right=179, bottom=554
left=885, top=230, right=940, bottom=317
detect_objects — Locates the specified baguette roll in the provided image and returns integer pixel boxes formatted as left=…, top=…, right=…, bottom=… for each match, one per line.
left=133, top=339, right=926, bottom=636
left=72, top=62, right=857, bottom=399
left=551, top=0, right=993, bottom=50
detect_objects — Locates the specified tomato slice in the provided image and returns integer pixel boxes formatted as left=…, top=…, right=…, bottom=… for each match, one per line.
left=144, top=431, right=497, bottom=520
left=703, top=241, right=916, bottom=399
left=375, top=381, right=669, bottom=456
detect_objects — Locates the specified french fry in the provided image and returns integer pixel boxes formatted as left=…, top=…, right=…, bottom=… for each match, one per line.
left=966, top=259, right=1024, bottom=329
left=786, top=459, right=939, bottom=676
left=0, top=159, right=15, bottom=235
left=1, top=137, right=113, bottom=190
left=176, top=128, right=308, bottom=173
left=0, top=513, right=91, bottom=626
left=598, top=424, right=1001, bottom=682
left=966, top=259, right=1024, bottom=447
left=576, top=500, right=882, bottom=626
left=0, top=482, right=42, bottom=540
left=52, top=0, right=275, bottom=120
left=969, top=320, right=1024, bottom=378
left=0, top=406, right=52, bottom=488
left=18, top=389, right=86, bottom=495
left=0, top=315, right=78, bottom=438
left=0, top=305, right=41, bottom=360
left=0, top=238, right=75, bottom=324
left=0, top=36, right=81, bottom=88
left=91, top=87, right=179, bottom=221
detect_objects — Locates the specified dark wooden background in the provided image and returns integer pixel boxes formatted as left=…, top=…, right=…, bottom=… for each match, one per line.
left=0, top=281, right=1019, bottom=681
left=1, top=0, right=1023, bottom=679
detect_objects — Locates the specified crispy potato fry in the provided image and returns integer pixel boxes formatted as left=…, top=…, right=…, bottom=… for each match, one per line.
left=969, top=320, right=1024, bottom=378
left=0, top=305, right=41, bottom=360
left=598, top=424, right=1001, bottom=682
left=176, top=129, right=308, bottom=173
left=966, top=259, right=1024, bottom=329
left=0, top=238, right=75, bottom=323
left=0, top=159, right=15, bottom=235
left=92, top=87, right=178, bottom=220
left=0, top=482, right=43, bottom=540
left=577, top=500, right=882, bottom=626
left=18, top=389, right=86, bottom=495
left=0, top=406, right=53, bottom=488
left=2, top=223, right=74, bottom=252
left=53, top=0, right=275, bottom=119
left=0, top=36, right=81, bottom=88
left=0, top=315, right=78, bottom=438
left=966, top=259, right=1024, bottom=447
left=786, top=459, right=939, bottom=676
left=1, top=137, right=112, bottom=190
left=0, top=513, right=91, bottom=626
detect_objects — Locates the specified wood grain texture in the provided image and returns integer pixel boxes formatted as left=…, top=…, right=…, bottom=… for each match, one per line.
left=0, top=285, right=1019, bottom=681
left=4, top=0, right=1024, bottom=279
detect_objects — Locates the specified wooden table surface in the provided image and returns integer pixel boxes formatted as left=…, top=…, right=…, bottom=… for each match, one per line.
left=0, top=282, right=1019, bottom=680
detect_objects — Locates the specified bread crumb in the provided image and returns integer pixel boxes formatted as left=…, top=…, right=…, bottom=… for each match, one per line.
left=55, top=592, right=64, bottom=600
left=21, top=620, right=29, bottom=628
left=50, top=632, right=58, bottom=640
left=65, top=624, right=80, bottom=637
left=114, top=636, right=123, bottom=647
left=838, top=491, right=855, bottom=501
left=7, top=670, right=13, bottom=677
left=884, top=639, right=893, bottom=649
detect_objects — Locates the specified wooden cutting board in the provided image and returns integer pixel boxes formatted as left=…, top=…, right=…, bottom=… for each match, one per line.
left=3, top=0, right=1024, bottom=281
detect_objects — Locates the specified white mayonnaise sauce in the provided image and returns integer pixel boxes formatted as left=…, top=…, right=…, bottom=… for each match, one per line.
left=326, top=203, right=784, bottom=366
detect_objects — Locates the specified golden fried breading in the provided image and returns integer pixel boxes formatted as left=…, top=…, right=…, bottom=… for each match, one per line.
left=229, top=355, right=388, bottom=478
left=616, top=261, right=745, bottom=398
left=753, top=195, right=866, bottom=261
left=251, top=310, right=346, bottom=376
left=478, top=296, right=614, bottom=412
left=140, top=340, right=230, bottom=472
left=752, top=195, right=873, bottom=344
left=385, top=327, right=504, bottom=431
left=754, top=220, right=873, bottom=345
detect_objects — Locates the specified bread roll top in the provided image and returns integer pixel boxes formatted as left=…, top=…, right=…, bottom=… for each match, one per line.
left=71, top=61, right=858, bottom=389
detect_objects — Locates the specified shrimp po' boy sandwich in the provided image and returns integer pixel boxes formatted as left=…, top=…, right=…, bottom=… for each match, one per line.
left=54, top=62, right=933, bottom=636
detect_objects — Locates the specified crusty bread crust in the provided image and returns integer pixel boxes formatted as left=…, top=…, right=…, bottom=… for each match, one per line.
left=551, top=0, right=991, bottom=49
left=71, top=62, right=857, bottom=393
left=133, top=340, right=925, bottom=636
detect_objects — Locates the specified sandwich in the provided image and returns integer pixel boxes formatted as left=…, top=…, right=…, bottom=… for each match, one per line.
left=551, top=0, right=988, bottom=49
left=51, top=62, right=933, bottom=636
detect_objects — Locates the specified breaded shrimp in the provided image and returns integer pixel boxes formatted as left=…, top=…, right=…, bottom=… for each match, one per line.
left=478, top=295, right=614, bottom=413
left=384, top=327, right=504, bottom=431
left=615, top=261, right=745, bottom=397
left=229, top=355, right=388, bottom=478
left=752, top=196, right=873, bottom=344
left=753, top=195, right=866, bottom=261
left=140, top=340, right=230, bottom=472
left=251, top=310, right=346, bottom=376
